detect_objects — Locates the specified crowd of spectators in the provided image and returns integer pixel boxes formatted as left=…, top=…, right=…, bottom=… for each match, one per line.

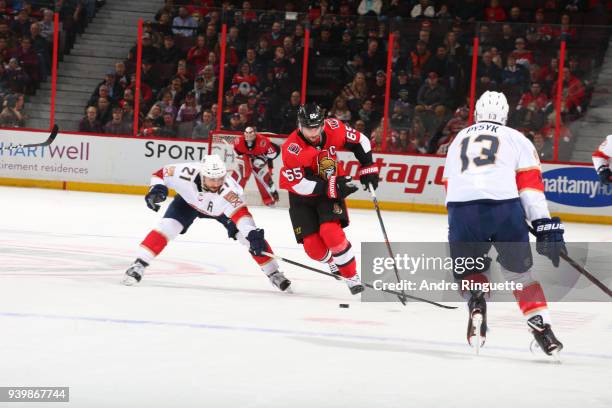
left=0, top=0, right=105, bottom=129
left=80, top=0, right=610, bottom=160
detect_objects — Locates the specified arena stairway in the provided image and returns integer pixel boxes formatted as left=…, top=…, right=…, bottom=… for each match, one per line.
left=25, top=0, right=161, bottom=132
left=571, top=35, right=612, bottom=163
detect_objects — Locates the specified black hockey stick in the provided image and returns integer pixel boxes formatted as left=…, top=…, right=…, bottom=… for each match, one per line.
left=560, top=252, right=612, bottom=298
left=1, top=125, right=58, bottom=150
left=527, top=223, right=612, bottom=298
left=367, top=183, right=407, bottom=305
left=263, top=251, right=457, bottom=309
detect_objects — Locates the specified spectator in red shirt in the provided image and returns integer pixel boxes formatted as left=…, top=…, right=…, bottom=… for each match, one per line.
left=510, top=37, right=534, bottom=68
left=231, top=62, right=258, bottom=98
left=553, top=14, right=577, bottom=41
left=517, top=82, right=550, bottom=112
left=240, top=1, right=258, bottom=23
left=437, top=106, right=469, bottom=152
left=526, top=9, right=553, bottom=46
left=186, top=0, right=212, bottom=17
left=187, top=35, right=209, bottom=73
left=484, top=0, right=506, bottom=22
left=515, top=82, right=549, bottom=132
left=410, top=40, right=431, bottom=78
left=550, top=67, right=585, bottom=114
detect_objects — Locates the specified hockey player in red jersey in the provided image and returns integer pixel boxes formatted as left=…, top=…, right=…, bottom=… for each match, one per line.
left=279, top=103, right=380, bottom=295
left=121, top=154, right=291, bottom=292
left=231, top=126, right=281, bottom=206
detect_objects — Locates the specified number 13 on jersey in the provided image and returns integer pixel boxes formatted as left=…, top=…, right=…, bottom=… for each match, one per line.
left=459, top=135, right=500, bottom=172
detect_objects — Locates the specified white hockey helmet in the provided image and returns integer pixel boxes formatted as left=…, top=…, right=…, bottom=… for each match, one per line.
left=475, top=91, right=509, bottom=125
left=200, top=154, right=227, bottom=180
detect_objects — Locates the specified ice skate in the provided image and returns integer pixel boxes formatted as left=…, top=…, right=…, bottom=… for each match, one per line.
left=122, top=259, right=147, bottom=286
left=467, top=290, right=487, bottom=353
left=345, top=273, right=365, bottom=295
left=528, top=315, right=563, bottom=361
left=267, top=270, right=291, bottom=292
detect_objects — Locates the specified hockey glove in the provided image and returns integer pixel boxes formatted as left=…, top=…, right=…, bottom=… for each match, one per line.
left=145, top=184, right=168, bottom=212
left=252, top=155, right=268, bottom=169
left=246, top=228, right=267, bottom=256
left=531, top=217, right=567, bottom=267
left=358, top=164, right=379, bottom=191
left=597, top=165, right=612, bottom=185
left=327, top=175, right=358, bottom=199
left=217, top=214, right=239, bottom=240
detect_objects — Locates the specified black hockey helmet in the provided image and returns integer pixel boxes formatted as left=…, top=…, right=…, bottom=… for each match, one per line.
left=297, top=103, right=324, bottom=129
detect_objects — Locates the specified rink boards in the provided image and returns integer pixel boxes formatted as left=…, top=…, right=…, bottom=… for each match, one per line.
left=0, top=129, right=610, bottom=224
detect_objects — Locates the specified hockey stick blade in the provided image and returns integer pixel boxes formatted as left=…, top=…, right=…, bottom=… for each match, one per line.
left=264, top=252, right=457, bottom=309
left=26, top=124, right=59, bottom=148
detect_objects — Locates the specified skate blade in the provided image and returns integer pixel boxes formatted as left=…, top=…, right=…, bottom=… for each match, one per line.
left=121, top=276, right=138, bottom=286
left=472, top=314, right=484, bottom=355
left=550, top=349, right=562, bottom=364
left=529, top=340, right=563, bottom=363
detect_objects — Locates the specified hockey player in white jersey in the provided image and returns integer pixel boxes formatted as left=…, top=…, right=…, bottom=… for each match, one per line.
left=121, top=155, right=291, bottom=291
left=592, top=135, right=612, bottom=185
left=443, top=91, right=565, bottom=357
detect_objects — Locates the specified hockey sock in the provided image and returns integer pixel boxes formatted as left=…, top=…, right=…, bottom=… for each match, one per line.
left=250, top=240, right=279, bottom=275
left=137, top=230, right=168, bottom=264
left=136, top=218, right=183, bottom=264
left=303, top=233, right=332, bottom=263
left=319, top=221, right=356, bottom=278
left=513, top=282, right=551, bottom=325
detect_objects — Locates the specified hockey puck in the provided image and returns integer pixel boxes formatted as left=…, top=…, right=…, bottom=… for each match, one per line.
left=339, top=303, right=349, bottom=308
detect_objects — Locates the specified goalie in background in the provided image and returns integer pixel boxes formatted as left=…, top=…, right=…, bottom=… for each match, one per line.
left=231, top=126, right=281, bottom=206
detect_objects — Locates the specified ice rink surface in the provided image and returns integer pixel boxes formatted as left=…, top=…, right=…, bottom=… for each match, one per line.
left=0, top=186, right=611, bottom=408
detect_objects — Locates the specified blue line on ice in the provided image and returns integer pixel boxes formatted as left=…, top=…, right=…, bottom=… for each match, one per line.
left=1, top=311, right=610, bottom=360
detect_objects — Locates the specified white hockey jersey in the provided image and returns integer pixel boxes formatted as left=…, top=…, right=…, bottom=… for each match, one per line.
left=150, top=162, right=255, bottom=232
left=443, top=122, right=550, bottom=222
left=592, top=135, right=612, bottom=170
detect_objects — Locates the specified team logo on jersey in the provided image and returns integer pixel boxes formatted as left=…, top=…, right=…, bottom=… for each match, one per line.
left=287, top=143, right=301, bottom=155
left=327, top=118, right=339, bottom=129
left=317, top=150, right=336, bottom=180
left=333, top=203, right=343, bottom=215
left=294, top=226, right=302, bottom=235
left=223, top=191, right=243, bottom=208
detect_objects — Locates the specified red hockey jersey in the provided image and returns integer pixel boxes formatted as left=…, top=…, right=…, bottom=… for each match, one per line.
left=233, top=133, right=279, bottom=158
left=280, top=118, right=372, bottom=196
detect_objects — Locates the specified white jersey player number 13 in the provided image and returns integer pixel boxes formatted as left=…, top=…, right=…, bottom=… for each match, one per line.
left=442, top=91, right=566, bottom=359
